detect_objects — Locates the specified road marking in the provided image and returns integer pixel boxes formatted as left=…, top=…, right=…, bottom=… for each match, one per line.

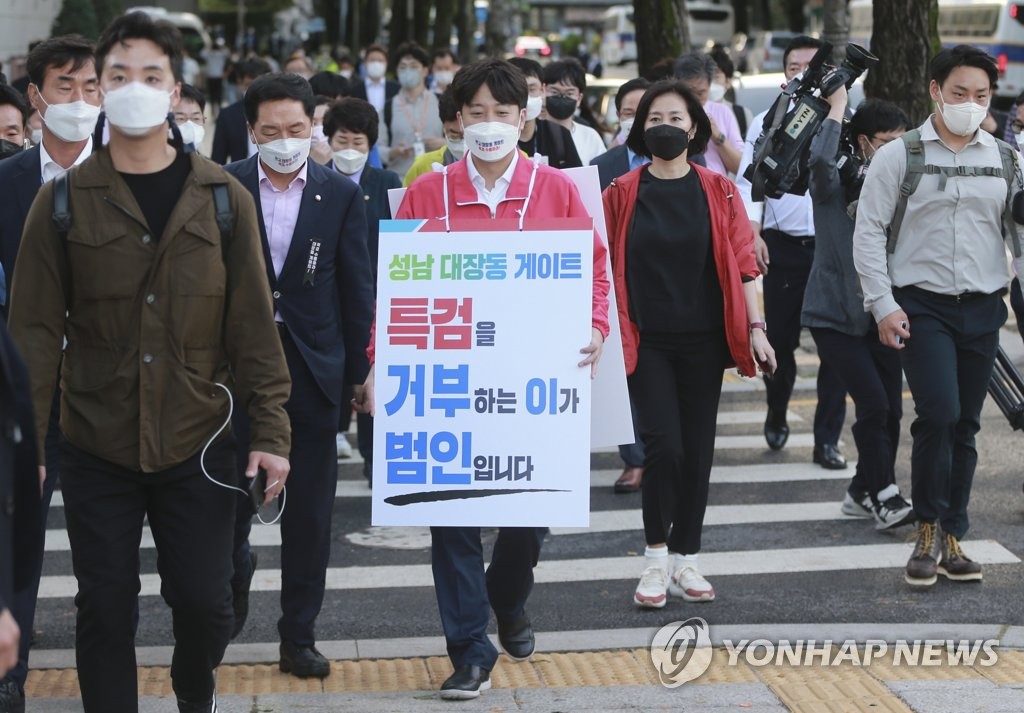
left=35, top=540, right=1019, bottom=598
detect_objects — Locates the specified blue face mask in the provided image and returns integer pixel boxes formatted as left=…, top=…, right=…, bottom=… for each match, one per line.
left=398, top=68, right=422, bottom=89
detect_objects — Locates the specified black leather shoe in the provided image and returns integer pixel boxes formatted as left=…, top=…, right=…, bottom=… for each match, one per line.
left=177, top=693, right=216, bottom=712
left=230, top=550, right=257, bottom=639
left=813, top=443, right=847, bottom=470
left=764, top=411, right=789, bottom=450
left=440, top=665, right=492, bottom=700
left=279, top=640, right=330, bottom=679
left=0, top=681, right=25, bottom=713
left=497, top=611, right=536, bottom=661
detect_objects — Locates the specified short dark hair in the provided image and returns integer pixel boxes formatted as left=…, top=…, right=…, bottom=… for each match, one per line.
left=709, top=46, right=735, bottom=78
left=180, top=83, right=206, bottom=111
left=625, top=79, right=711, bottom=159
left=0, top=84, right=29, bottom=127
left=541, top=58, right=586, bottom=92
left=314, top=94, right=332, bottom=108
left=431, top=48, right=460, bottom=65
left=236, top=57, right=272, bottom=82
left=337, top=54, right=355, bottom=67
left=643, top=57, right=676, bottom=82
left=364, top=44, right=389, bottom=62
left=507, top=57, right=542, bottom=82
left=393, top=42, right=430, bottom=69
left=450, top=58, right=528, bottom=111
left=27, top=35, right=95, bottom=90
left=244, top=72, right=315, bottom=125
left=438, top=88, right=458, bottom=123
left=849, top=98, right=911, bottom=143
left=783, top=35, right=823, bottom=69
left=929, top=44, right=999, bottom=89
left=96, top=11, right=184, bottom=83
left=673, top=52, right=715, bottom=84
left=614, top=77, right=650, bottom=112
left=323, top=97, right=379, bottom=146
left=309, top=70, right=349, bottom=99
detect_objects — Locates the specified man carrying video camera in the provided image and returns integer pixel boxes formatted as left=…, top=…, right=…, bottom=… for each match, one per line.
left=853, top=46, right=1024, bottom=588
left=736, top=35, right=848, bottom=469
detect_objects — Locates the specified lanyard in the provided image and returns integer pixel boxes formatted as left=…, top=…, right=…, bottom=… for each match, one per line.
left=397, top=91, right=430, bottom=138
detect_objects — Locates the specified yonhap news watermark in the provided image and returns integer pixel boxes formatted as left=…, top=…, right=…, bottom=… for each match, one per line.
left=650, top=618, right=1000, bottom=688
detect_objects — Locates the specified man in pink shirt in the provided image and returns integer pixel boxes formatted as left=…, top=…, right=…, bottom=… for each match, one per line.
left=674, top=53, right=745, bottom=177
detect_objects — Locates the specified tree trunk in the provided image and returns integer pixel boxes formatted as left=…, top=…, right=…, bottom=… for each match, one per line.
left=484, top=0, right=509, bottom=57
left=413, top=0, right=433, bottom=49
left=360, top=0, right=381, bottom=47
left=783, top=0, right=805, bottom=32
left=634, top=0, right=691, bottom=78
left=732, top=0, right=749, bottom=35
left=456, top=0, right=475, bottom=62
left=434, top=0, right=457, bottom=51
left=390, top=0, right=414, bottom=50
left=822, top=0, right=850, bottom=64
left=864, top=0, right=938, bottom=124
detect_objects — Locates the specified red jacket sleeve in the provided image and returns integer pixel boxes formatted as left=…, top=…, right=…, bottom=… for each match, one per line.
left=724, top=177, right=759, bottom=280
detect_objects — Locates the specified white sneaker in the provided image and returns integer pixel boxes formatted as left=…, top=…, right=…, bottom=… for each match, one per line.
left=873, top=484, right=916, bottom=530
left=633, top=566, right=668, bottom=608
left=336, top=433, right=353, bottom=459
left=669, top=565, right=715, bottom=602
left=840, top=490, right=873, bottom=518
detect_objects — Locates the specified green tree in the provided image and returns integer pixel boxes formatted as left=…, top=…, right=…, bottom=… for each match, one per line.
left=434, top=0, right=457, bottom=50
left=864, top=0, right=940, bottom=124
left=52, top=0, right=99, bottom=39
left=633, top=0, right=691, bottom=78
left=93, top=0, right=123, bottom=32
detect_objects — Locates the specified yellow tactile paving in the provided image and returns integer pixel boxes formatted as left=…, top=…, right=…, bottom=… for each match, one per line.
left=969, top=648, right=1024, bottom=686
left=755, top=662, right=914, bottom=713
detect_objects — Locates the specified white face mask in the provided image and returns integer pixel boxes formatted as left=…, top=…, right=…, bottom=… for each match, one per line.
left=618, top=118, right=634, bottom=139
left=31, top=128, right=43, bottom=145
left=177, top=120, right=205, bottom=147
left=103, top=82, right=172, bottom=136
left=446, top=136, right=467, bottom=159
left=708, top=82, right=727, bottom=103
left=525, top=95, right=543, bottom=121
left=365, top=61, right=386, bottom=80
left=312, top=124, right=327, bottom=144
left=433, top=70, right=454, bottom=87
left=463, top=120, right=521, bottom=162
left=1017, top=131, right=1024, bottom=148
left=38, top=94, right=101, bottom=143
left=339, top=69, right=353, bottom=79
left=254, top=133, right=311, bottom=173
left=332, top=147, right=368, bottom=174
left=938, top=93, right=988, bottom=136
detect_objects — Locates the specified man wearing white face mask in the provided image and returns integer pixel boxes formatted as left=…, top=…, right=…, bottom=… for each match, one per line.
left=8, top=12, right=293, bottom=713
left=355, top=58, right=610, bottom=701
left=350, top=43, right=398, bottom=114
left=0, top=36, right=100, bottom=710
left=224, top=73, right=374, bottom=680
left=172, top=83, right=207, bottom=154
left=854, top=45, right=1024, bottom=589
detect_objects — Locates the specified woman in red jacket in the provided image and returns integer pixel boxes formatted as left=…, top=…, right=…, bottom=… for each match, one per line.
left=602, top=80, right=776, bottom=608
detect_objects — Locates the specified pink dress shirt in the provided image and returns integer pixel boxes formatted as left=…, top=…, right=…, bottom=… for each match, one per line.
left=702, top=100, right=745, bottom=177
left=257, top=159, right=307, bottom=278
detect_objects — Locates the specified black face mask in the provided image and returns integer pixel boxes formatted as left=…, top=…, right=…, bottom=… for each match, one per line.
left=0, top=139, right=23, bottom=160
left=545, top=94, right=578, bottom=121
left=644, top=124, right=690, bottom=161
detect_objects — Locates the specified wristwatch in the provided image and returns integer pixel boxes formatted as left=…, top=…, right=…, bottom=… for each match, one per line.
left=715, top=132, right=727, bottom=145
left=749, top=321, right=767, bottom=333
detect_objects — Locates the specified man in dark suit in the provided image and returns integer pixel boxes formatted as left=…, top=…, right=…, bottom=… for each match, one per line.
left=211, top=58, right=271, bottom=164
left=322, top=96, right=403, bottom=481
left=0, top=36, right=97, bottom=712
left=224, top=73, right=374, bottom=678
left=349, top=43, right=399, bottom=114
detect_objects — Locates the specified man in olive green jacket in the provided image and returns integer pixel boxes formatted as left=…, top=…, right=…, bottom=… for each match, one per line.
left=6, top=12, right=291, bottom=713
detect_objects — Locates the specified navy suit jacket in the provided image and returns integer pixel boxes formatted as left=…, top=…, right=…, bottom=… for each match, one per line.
left=0, top=146, right=43, bottom=317
left=349, top=79, right=399, bottom=108
left=224, top=157, right=374, bottom=404
left=212, top=100, right=249, bottom=165
left=590, top=144, right=630, bottom=191
left=356, top=165, right=403, bottom=284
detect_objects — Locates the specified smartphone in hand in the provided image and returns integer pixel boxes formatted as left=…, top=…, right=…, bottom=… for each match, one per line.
left=249, top=467, right=268, bottom=511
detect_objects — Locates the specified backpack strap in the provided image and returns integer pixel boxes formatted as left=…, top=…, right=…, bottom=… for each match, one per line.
left=211, top=182, right=233, bottom=262
left=52, top=172, right=72, bottom=243
left=996, top=137, right=1022, bottom=258
left=886, top=129, right=924, bottom=253
left=384, top=99, right=393, bottom=143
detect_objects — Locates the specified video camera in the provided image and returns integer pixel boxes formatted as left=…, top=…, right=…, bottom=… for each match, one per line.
left=744, top=41, right=879, bottom=200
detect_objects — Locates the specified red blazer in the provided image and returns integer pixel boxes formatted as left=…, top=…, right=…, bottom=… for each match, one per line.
left=602, top=162, right=759, bottom=377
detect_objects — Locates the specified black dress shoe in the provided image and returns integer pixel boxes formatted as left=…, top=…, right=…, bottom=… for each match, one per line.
left=177, top=693, right=217, bottom=712
left=764, top=411, right=790, bottom=451
left=231, top=550, right=257, bottom=639
left=813, top=443, right=848, bottom=470
left=0, top=680, right=25, bottom=713
left=440, top=664, right=492, bottom=700
left=497, top=611, right=536, bottom=661
left=279, top=640, right=331, bottom=678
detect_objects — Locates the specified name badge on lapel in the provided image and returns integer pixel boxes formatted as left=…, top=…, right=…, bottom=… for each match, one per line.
left=304, top=239, right=321, bottom=286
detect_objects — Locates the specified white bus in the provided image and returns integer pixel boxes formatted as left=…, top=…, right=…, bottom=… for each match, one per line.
left=601, top=1, right=736, bottom=66
left=127, top=6, right=212, bottom=57
left=850, top=0, right=1024, bottom=101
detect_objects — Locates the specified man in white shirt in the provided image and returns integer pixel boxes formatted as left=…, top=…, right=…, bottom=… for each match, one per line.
left=540, top=59, right=607, bottom=165
left=351, top=43, right=398, bottom=114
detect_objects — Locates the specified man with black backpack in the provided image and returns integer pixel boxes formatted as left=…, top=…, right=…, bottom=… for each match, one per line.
left=6, top=12, right=292, bottom=712
left=853, top=45, right=1024, bottom=589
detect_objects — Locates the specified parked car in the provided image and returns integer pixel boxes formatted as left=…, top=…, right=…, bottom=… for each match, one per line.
left=756, top=30, right=799, bottom=74
left=731, top=71, right=866, bottom=119
left=514, top=35, right=552, bottom=59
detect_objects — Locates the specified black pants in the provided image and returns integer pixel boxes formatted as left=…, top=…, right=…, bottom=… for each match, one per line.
left=629, top=331, right=729, bottom=554
left=233, top=327, right=340, bottom=646
left=762, top=229, right=846, bottom=444
left=895, top=286, right=1005, bottom=539
left=59, top=438, right=236, bottom=712
left=811, top=327, right=903, bottom=502
left=430, top=525, right=546, bottom=670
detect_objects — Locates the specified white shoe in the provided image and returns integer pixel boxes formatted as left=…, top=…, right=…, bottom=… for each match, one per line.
left=873, top=484, right=916, bottom=530
left=633, top=565, right=668, bottom=608
left=336, top=433, right=353, bottom=459
left=668, top=564, right=715, bottom=602
left=840, top=490, right=873, bottom=518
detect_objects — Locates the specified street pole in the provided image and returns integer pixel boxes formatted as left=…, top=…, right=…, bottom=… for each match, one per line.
left=236, top=0, right=247, bottom=52
left=340, top=0, right=348, bottom=49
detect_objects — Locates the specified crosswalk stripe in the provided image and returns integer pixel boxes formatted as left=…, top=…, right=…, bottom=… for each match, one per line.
left=34, top=540, right=1018, bottom=599
left=592, top=433, right=816, bottom=455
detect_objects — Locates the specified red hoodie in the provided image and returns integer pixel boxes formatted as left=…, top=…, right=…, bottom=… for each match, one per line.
left=367, top=154, right=611, bottom=363
left=602, top=162, right=759, bottom=377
